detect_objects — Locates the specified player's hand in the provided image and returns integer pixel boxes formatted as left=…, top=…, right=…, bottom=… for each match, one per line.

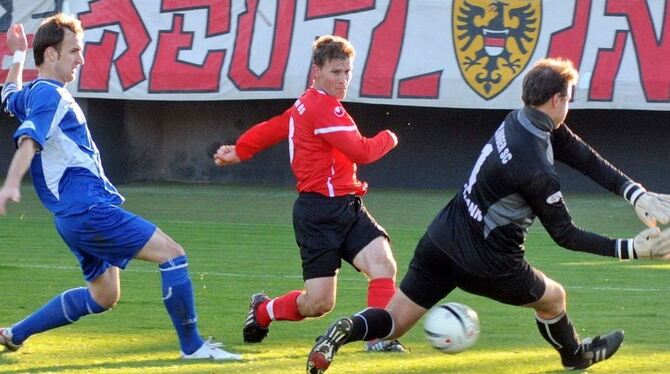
left=634, top=191, right=670, bottom=227
left=0, top=185, right=21, bottom=215
left=7, top=23, right=28, bottom=52
left=633, top=227, right=670, bottom=259
left=213, top=145, right=241, bottom=166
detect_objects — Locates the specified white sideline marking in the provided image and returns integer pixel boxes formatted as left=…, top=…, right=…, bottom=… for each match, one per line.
left=4, top=264, right=669, bottom=291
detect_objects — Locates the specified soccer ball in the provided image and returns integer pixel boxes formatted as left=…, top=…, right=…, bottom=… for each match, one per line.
left=423, top=302, right=480, bottom=353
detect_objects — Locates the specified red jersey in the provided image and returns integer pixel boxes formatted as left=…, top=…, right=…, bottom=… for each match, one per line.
left=235, top=87, right=397, bottom=197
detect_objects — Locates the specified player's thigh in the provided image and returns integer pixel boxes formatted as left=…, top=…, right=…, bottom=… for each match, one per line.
left=456, top=260, right=546, bottom=306
left=293, top=194, right=350, bottom=279
left=134, top=228, right=185, bottom=264
left=386, top=289, right=428, bottom=339
left=343, top=198, right=391, bottom=271
left=399, top=234, right=458, bottom=310
left=351, top=236, right=395, bottom=278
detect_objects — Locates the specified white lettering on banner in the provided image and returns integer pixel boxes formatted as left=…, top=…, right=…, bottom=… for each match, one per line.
left=0, top=0, right=667, bottom=110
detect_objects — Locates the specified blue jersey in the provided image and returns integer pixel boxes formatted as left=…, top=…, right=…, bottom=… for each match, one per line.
left=4, top=79, right=123, bottom=216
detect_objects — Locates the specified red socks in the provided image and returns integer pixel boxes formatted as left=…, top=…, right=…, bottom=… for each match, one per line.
left=257, top=290, right=304, bottom=327
left=255, top=280, right=395, bottom=328
left=367, top=277, right=396, bottom=308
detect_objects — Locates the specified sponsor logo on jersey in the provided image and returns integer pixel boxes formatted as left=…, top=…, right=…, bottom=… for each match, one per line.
left=452, top=0, right=541, bottom=100
left=333, top=106, right=345, bottom=117
left=546, top=191, right=563, bottom=205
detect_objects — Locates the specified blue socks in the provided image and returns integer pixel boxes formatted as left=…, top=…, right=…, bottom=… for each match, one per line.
left=10, top=287, right=107, bottom=344
left=160, top=255, right=204, bottom=355
left=9, top=256, right=203, bottom=355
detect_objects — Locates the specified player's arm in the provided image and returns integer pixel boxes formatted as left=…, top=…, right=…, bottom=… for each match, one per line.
left=552, top=124, right=670, bottom=227
left=319, top=127, right=398, bottom=165
left=2, top=24, right=28, bottom=113
left=521, top=171, right=670, bottom=260
left=551, top=124, right=631, bottom=193
left=0, top=137, right=38, bottom=215
left=213, top=108, right=291, bottom=166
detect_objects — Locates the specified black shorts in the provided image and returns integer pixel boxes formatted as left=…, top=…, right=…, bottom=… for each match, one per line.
left=400, top=233, right=546, bottom=309
left=293, top=192, right=389, bottom=280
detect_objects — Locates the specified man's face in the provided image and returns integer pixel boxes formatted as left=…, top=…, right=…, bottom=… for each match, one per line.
left=312, top=57, right=352, bottom=100
left=51, top=29, right=84, bottom=83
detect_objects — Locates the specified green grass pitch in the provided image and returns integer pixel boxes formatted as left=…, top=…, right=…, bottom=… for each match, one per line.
left=1, top=183, right=668, bottom=373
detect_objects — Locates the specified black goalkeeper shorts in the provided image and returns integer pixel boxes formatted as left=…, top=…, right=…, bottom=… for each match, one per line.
left=400, top=233, right=546, bottom=309
left=293, top=192, right=389, bottom=281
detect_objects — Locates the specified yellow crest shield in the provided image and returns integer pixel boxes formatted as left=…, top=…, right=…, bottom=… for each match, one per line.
left=452, top=0, right=541, bottom=100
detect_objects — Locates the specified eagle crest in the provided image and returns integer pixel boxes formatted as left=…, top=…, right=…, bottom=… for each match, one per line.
left=453, top=0, right=541, bottom=100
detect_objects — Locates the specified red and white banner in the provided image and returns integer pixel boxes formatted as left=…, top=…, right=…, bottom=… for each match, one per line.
left=1, top=0, right=668, bottom=110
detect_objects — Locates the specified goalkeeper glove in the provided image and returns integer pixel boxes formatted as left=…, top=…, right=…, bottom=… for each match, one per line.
left=634, top=191, right=670, bottom=227
left=619, top=227, right=670, bottom=260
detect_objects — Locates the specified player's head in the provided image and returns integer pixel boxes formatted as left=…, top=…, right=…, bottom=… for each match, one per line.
left=522, top=58, right=578, bottom=127
left=311, top=35, right=355, bottom=100
left=33, top=13, right=85, bottom=83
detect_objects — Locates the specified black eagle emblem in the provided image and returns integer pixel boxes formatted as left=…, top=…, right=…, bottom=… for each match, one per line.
left=453, top=0, right=541, bottom=98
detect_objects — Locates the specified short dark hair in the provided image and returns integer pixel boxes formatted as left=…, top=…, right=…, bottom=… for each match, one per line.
left=33, top=13, right=84, bottom=66
left=311, top=35, right=355, bottom=67
left=522, top=58, right=578, bottom=106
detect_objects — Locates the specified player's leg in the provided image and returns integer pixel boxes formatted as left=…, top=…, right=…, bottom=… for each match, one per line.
left=353, top=236, right=397, bottom=308
left=454, top=261, right=586, bottom=368
left=244, top=192, right=346, bottom=344
left=0, top=266, right=114, bottom=352
left=1, top=211, right=127, bottom=352
left=242, top=252, right=339, bottom=343
left=347, top=198, right=402, bottom=351
left=307, top=234, right=453, bottom=373
left=347, top=199, right=397, bottom=310
left=525, top=273, right=623, bottom=370
left=135, top=227, right=240, bottom=360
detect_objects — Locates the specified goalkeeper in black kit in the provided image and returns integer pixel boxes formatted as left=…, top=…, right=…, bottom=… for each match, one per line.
left=306, top=58, right=670, bottom=373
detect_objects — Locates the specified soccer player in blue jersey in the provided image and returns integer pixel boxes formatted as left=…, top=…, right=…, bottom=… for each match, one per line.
left=0, top=14, right=240, bottom=360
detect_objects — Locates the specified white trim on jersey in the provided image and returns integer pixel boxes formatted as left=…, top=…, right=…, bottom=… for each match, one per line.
left=313, top=125, right=357, bottom=135
left=288, top=115, right=295, bottom=163
left=1, top=82, right=19, bottom=104
left=41, top=125, right=101, bottom=200
left=326, top=162, right=335, bottom=197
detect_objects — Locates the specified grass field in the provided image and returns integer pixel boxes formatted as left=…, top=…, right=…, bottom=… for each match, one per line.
left=0, top=183, right=668, bottom=373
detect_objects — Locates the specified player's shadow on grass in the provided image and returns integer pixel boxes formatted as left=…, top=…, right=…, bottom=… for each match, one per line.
left=0, top=357, right=246, bottom=373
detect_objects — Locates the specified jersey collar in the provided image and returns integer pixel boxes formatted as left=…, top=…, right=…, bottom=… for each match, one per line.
left=521, top=106, right=554, bottom=132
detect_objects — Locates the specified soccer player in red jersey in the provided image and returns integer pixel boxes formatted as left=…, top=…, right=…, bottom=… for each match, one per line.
left=213, top=35, right=406, bottom=352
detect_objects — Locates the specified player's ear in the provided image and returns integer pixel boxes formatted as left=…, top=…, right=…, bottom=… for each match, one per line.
left=551, top=92, right=561, bottom=107
left=45, top=46, right=59, bottom=62
left=311, top=64, right=320, bottom=79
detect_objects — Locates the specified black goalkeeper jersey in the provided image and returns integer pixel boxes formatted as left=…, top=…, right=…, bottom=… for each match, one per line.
left=427, top=107, right=642, bottom=276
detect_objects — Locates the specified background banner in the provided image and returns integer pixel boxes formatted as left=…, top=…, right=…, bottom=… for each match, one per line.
left=1, top=0, right=668, bottom=110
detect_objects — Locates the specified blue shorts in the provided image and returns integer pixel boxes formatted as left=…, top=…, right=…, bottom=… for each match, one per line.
left=54, top=204, right=157, bottom=282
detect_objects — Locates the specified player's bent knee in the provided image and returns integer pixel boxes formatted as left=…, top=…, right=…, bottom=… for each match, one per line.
left=304, top=299, right=335, bottom=317
left=89, top=289, right=120, bottom=309
left=162, top=235, right=185, bottom=257
left=95, top=295, right=119, bottom=309
left=546, top=282, right=566, bottom=304
left=63, top=287, right=110, bottom=322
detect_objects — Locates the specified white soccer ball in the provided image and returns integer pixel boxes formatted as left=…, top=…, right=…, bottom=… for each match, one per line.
left=423, top=302, right=480, bottom=353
